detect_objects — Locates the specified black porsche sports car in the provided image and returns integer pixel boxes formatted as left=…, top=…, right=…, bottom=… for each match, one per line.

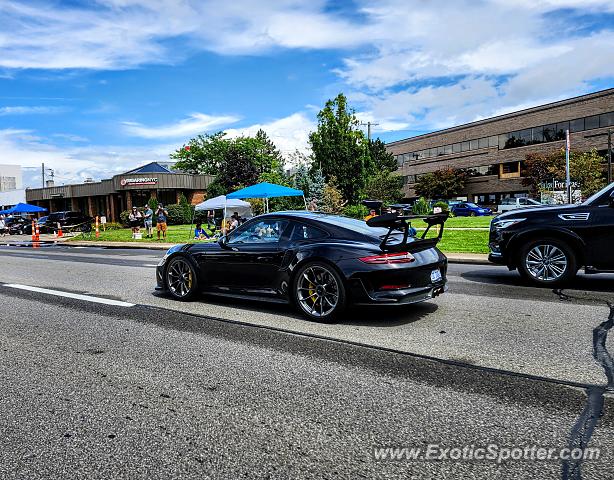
left=156, top=211, right=448, bottom=321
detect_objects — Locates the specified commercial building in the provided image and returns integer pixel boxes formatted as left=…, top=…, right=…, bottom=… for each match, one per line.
left=388, top=88, right=614, bottom=204
left=26, top=162, right=214, bottom=221
left=0, top=164, right=22, bottom=192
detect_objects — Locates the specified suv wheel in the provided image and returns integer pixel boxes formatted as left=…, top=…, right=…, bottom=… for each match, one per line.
left=518, top=237, right=577, bottom=286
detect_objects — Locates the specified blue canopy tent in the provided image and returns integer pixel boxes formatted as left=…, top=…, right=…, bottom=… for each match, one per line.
left=2, top=202, right=47, bottom=214
left=226, top=182, right=305, bottom=213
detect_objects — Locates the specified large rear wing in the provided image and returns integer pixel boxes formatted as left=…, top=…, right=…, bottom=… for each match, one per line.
left=366, top=212, right=449, bottom=253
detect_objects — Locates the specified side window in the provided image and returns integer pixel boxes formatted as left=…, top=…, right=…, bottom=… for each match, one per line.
left=290, top=223, right=328, bottom=241
left=228, top=219, right=289, bottom=245
left=519, top=198, right=527, bottom=205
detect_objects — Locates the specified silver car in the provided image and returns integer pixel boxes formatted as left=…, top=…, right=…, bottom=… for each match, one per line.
left=497, top=197, right=543, bottom=213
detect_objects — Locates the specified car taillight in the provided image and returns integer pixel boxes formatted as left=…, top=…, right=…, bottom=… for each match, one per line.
left=359, top=252, right=415, bottom=264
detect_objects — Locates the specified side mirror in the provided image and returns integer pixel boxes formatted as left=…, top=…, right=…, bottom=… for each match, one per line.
left=609, top=191, right=614, bottom=208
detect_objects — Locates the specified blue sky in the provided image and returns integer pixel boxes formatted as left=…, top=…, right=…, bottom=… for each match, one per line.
left=1, top=0, right=614, bottom=187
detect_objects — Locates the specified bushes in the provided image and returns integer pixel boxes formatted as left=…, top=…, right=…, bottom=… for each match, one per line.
left=343, top=204, right=368, bottom=219
left=432, top=201, right=449, bottom=213
left=119, top=210, right=131, bottom=226
left=101, top=222, right=123, bottom=230
left=412, top=197, right=430, bottom=215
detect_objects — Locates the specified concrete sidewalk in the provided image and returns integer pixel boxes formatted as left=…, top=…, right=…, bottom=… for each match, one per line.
left=0, top=236, right=492, bottom=264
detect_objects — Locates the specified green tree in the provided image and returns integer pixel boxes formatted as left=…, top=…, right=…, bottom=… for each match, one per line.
left=362, top=171, right=403, bottom=204
left=308, top=168, right=325, bottom=207
left=367, top=138, right=397, bottom=173
left=414, top=167, right=467, bottom=199
left=309, top=93, right=370, bottom=203
left=172, top=129, right=287, bottom=195
left=170, top=132, right=228, bottom=174
left=320, top=177, right=347, bottom=214
left=293, top=163, right=311, bottom=199
left=523, top=148, right=606, bottom=197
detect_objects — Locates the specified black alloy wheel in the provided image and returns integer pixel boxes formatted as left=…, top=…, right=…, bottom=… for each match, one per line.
left=166, top=257, right=199, bottom=300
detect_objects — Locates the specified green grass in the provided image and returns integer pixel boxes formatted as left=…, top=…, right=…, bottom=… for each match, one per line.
left=71, top=224, right=215, bottom=244
left=441, top=215, right=493, bottom=228
left=73, top=220, right=490, bottom=254
left=436, top=230, right=490, bottom=254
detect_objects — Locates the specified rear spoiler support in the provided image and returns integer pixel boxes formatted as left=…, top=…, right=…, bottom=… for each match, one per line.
left=366, top=212, right=449, bottom=253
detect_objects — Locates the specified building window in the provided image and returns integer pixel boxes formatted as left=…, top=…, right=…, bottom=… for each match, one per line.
left=600, top=112, right=614, bottom=128
left=461, top=141, right=470, bottom=152
left=500, top=161, right=521, bottom=178
left=478, top=137, right=489, bottom=149
left=452, top=143, right=462, bottom=153
left=470, top=139, right=479, bottom=150
left=569, top=118, right=584, bottom=132
left=498, top=133, right=510, bottom=149
left=437, top=146, right=445, bottom=156
left=555, top=121, right=569, bottom=140
left=444, top=144, right=453, bottom=154
left=585, top=115, right=600, bottom=130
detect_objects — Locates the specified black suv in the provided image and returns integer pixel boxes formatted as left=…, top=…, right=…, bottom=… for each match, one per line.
left=489, top=183, right=614, bottom=285
left=47, top=211, right=93, bottom=232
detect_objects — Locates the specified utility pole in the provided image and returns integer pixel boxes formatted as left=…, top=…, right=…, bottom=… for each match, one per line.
left=360, top=121, right=379, bottom=141
left=608, top=129, right=612, bottom=184
left=42, top=162, right=45, bottom=188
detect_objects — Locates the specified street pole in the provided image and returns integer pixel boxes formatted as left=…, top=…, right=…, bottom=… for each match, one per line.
left=360, top=121, right=379, bottom=141
left=565, top=129, right=571, bottom=204
left=608, top=129, right=612, bottom=185
left=42, top=162, right=45, bottom=188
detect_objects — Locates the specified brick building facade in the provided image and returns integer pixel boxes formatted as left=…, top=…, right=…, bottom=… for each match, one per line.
left=388, top=88, right=614, bottom=204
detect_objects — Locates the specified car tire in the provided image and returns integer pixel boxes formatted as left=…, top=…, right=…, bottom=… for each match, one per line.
left=470, top=212, right=476, bottom=217
left=292, top=261, right=346, bottom=322
left=165, top=256, right=199, bottom=300
left=518, top=237, right=577, bottom=286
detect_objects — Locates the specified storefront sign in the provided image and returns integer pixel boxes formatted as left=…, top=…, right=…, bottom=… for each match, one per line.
left=119, top=177, right=158, bottom=187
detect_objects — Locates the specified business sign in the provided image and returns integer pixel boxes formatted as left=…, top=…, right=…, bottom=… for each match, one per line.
left=540, top=179, right=579, bottom=190
left=119, top=177, right=158, bottom=187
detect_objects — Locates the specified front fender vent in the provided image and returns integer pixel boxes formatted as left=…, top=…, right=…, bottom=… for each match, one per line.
left=558, top=213, right=590, bottom=221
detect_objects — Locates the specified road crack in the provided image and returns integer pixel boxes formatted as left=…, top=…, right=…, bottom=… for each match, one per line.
left=555, top=290, right=614, bottom=480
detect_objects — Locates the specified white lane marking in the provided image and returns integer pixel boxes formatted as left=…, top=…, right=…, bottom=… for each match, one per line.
left=4, top=284, right=135, bottom=307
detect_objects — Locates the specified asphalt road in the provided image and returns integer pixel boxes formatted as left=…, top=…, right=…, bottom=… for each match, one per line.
left=1, top=245, right=613, bottom=479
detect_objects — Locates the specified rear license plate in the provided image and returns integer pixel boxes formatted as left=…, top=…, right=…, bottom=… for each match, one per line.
left=430, top=269, right=442, bottom=283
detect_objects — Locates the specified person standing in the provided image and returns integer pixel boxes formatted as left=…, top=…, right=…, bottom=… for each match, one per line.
left=143, top=204, right=154, bottom=238
left=0, top=215, right=5, bottom=237
left=156, top=204, right=168, bottom=241
left=128, top=207, right=143, bottom=238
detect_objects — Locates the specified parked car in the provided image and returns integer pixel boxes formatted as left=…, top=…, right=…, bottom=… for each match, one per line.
left=451, top=202, right=492, bottom=217
left=497, top=197, right=543, bottom=213
left=47, top=211, right=93, bottom=232
left=23, top=216, right=49, bottom=235
left=156, top=211, right=449, bottom=321
left=489, top=182, right=614, bottom=285
left=5, top=216, right=29, bottom=235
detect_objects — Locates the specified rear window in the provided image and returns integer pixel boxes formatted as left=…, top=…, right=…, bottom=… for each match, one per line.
left=48, top=213, right=64, bottom=221
left=316, top=215, right=388, bottom=237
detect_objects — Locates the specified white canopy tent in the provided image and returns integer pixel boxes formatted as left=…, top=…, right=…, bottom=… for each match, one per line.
left=195, top=195, right=253, bottom=218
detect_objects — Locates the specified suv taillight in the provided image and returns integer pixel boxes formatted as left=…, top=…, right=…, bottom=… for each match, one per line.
left=359, top=252, right=415, bottom=264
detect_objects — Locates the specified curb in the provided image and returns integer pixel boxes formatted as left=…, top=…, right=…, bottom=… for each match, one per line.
left=0, top=239, right=495, bottom=264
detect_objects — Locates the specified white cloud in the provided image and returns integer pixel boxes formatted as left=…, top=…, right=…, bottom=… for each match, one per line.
left=0, top=111, right=314, bottom=187
left=123, top=113, right=240, bottom=139
left=224, top=112, right=314, bottom=155
left=0, top=106, right=66, bottom=116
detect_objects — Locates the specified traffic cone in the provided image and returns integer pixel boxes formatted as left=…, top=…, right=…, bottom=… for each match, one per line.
left=31, top=220, right=36, bottom=241
left=95, top=216, right=100, bottom=238
left=57, top=222, right=63, bottom=238
left=35, top=222, right=40, bottom=242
